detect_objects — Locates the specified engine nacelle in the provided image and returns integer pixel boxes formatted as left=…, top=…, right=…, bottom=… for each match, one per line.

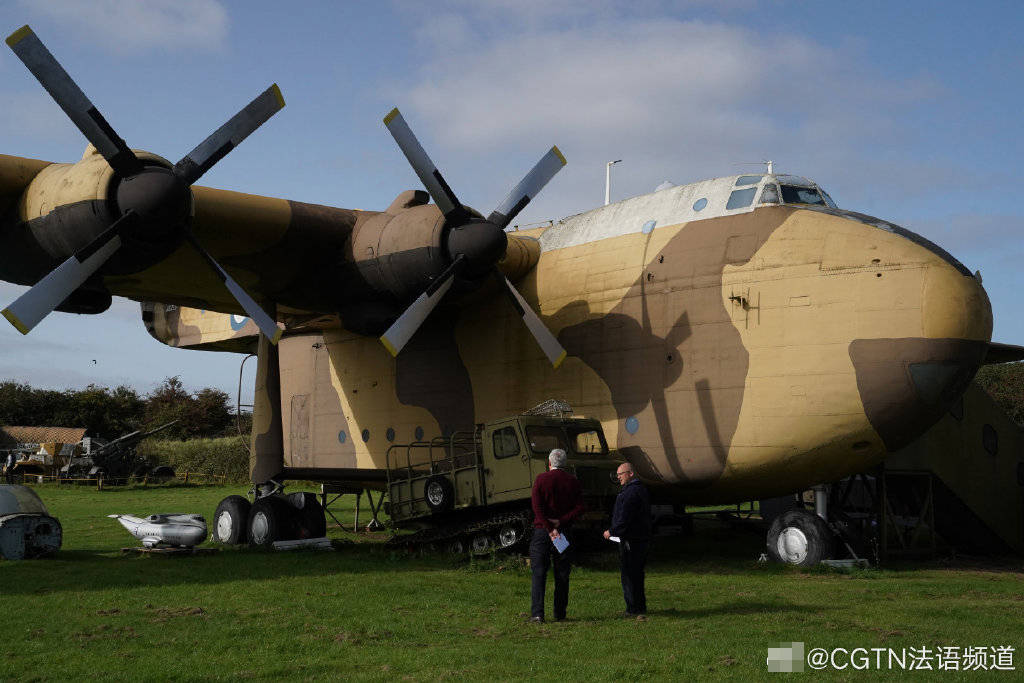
left=350, top=190, right=448, bottom=301
left=3, top=146, right=188, bottom=284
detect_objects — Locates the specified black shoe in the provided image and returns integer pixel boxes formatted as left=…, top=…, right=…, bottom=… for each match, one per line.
left=554, top=615, right=566, bottom=622
left=528, top=616, right=544, bottom=623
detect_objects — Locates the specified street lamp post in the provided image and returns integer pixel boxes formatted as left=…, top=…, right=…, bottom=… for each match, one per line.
left=605, top=159, right=622, bottom=206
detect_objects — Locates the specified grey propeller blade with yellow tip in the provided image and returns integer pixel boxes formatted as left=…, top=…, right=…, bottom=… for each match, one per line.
left=2, top=212, right=138, bottom=335
left=4, top=25, right=286, bottom=344
left=5, top=25, right=141, bottom=177
left=379, top=108, right=568, bottom=366
left=495, top=268, right=567, bottom=368
left=174, top=84, right=285, bottom=185
left=183, top=231, right=282, bottom=344
left=383, top=108, right=463, bottom=219
left=487, top=146, right=566, bottom=229
left=380, top=256, right=466, bottom=356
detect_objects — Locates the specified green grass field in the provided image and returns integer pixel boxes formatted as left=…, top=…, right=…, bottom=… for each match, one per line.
left=2, top=483, right=1023, bottom=681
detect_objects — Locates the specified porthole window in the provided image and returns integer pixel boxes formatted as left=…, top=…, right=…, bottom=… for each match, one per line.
left=692, top=198, right=707, bottom=211
left=982, top=424, right=998, bottom=456
left=386, top=427, right=395, bottom=442
left=337, top=430, right=347, bottom=444
left=414, top=426, right=424, bottom=441
left=361, top=429, right=370, bottom=443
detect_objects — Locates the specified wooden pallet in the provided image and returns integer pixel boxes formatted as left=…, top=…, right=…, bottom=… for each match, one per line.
left=121, top=546, right=219, bottom=556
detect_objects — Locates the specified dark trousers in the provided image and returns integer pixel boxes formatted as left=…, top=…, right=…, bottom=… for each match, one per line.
left=620, top=538, right=649, bottom=615
left=530, top=527, right=572, bottom=619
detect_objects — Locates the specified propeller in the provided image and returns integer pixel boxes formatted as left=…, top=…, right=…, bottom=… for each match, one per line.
left=2, top=25, right=284, bottom=343
left=379, top=108, right=567, bottom=367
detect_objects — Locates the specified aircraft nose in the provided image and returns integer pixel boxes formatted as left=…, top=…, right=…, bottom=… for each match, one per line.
left=848, top=265, right=992, bottom=452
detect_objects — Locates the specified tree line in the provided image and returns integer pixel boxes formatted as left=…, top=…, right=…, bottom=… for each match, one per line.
left=0, top=376, right=249, bottom=441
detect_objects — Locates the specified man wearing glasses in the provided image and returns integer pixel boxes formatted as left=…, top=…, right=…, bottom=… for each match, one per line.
left=604, top=462, right=651, bottom=620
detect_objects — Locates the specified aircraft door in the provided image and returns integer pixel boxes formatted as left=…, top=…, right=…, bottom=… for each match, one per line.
left=485, top=425, right=534, bottom=503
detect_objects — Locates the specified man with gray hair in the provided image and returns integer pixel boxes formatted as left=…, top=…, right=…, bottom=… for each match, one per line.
left=528, top=447, right=585, bottom=622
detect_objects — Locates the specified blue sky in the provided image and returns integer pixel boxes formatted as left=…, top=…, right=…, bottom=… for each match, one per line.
left=0, top=0, right=1022, bottom=406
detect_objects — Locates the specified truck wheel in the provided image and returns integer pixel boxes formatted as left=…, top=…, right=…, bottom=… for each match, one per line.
left=288, top=492, right=327, bottom=538
left=213, top=495, right=251, bottom=544
left=470, top=533, right=493, bottom=555
left=248, top=495, right=296, bottom=547
left=497, top=524, right=522, bottom=548
left=424, top=475, right=454, bottom=513
left=766, top=508, right=832, bottom=566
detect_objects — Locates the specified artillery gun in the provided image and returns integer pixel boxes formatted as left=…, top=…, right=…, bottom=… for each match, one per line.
left=59, top=421, right=178, bottom=481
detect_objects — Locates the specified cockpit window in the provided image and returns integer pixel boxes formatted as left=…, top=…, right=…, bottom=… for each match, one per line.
left=780, top=185, right=825, bottom=206
left=759, top=184, right=780, bottom=205
left=735, top=175, right=763, bottom=186
left=821, top=190, right=838, bottom=209
left=726, top=187, right=757, bottom=210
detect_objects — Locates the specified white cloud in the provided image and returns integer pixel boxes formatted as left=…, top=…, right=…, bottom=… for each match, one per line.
left=0, top=91, right=80, bottom=143
left=19, top=0, right=228, bottom=54
left=388, top=12, right=941, bottom=223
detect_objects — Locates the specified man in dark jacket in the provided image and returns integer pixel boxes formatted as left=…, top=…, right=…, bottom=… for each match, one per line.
left=529, top=448, right=585, bottom=622
left=604, top=462, right=651, bottom=618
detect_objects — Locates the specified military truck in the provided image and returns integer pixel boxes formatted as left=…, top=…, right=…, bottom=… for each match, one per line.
left=384, top=412, right=623, bottom=553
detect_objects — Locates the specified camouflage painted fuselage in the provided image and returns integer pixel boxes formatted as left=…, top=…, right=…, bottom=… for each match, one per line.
left=0, top=154, right=991, bottom=504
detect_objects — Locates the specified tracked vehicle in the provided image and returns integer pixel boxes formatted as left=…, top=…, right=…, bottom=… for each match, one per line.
left=384, top=409, right=623, bottom=553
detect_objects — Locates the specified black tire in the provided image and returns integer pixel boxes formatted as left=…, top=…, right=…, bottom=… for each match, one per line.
left=288, top=491, right=326, bottom=538
left=423, top=475, right=454, bottom=513
left=766, top=508, right=832, bottom=566
left=151, top=465, right=175, bottom=481
left=213, top=495, right=252, bottom=544
left=248, top=495, right=297, bottom=547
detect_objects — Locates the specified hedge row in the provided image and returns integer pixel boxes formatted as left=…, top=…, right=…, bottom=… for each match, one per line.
left=138, top=436, right=250, bottom=484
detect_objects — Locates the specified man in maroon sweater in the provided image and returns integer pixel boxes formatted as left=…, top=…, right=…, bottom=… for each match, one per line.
left=529, top=448, right=585, bottom=622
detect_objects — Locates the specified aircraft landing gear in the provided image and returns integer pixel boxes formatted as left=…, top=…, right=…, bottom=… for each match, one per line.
left=212, top=495, right=251, bottom=544
left=766, top=508, right=833, bottom=565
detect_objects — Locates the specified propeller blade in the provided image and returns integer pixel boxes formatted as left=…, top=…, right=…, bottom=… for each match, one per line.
left=6, top=25, right=141, bottom=177
left=1, top=212, right=137, bottom=335
left=174, top=84, right=285, bottom=185
left=183, top=232, right=282, bottom=344
left=487, top=146, right=567, bottom=229
left=496, top=269, right=566, bottom=368
left=383, top=108, right=462, bottom=219
left=380, top=255, right=466, bottom=357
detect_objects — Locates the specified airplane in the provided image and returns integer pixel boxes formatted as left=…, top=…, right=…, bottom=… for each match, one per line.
left=2, top=26, right=1017, bottom=561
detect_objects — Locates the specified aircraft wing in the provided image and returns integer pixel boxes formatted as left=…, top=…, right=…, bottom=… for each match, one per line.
left=983, top=342, right=1024, bottom=365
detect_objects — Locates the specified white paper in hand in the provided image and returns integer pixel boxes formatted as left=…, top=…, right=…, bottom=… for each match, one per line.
left=608, top=536, right=621, bottom=543
left=552, top=533, right=570, bottom=554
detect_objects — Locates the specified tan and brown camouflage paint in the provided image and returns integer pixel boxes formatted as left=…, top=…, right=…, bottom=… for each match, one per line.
left=0, top=153, right=994, bottom=504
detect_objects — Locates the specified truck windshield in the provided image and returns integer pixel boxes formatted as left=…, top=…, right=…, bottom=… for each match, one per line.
left=570, top=428, right=608, bottom=455
left=526, top=426, right=568, bottom=455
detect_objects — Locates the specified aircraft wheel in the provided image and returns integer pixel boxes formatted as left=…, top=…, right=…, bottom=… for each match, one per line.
left=288, top=491, right=326, bottom=538
left=470, top=533, right=493, bottom=555
left=766, top=508, right=832, bottom=566
left=213, top=495, right=251, bottom=544
left=424, top=475, right=454, bottom=513
left=248, top=495, right=295, bottom=547
left=446, top=538, right=465, bottom=555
